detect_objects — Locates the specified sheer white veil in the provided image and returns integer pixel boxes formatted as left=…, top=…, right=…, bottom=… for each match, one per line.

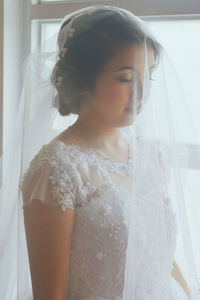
left=0, top=5, right=200, bottom=300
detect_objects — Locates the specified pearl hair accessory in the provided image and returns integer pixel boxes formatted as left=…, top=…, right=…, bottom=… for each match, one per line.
left=60, top=47, right=68, bottom=58
left=55, top=76, right=63, bottom=87
left=58, top=6, right=102, bottom=58
left=68, top=27, right=76, bottom=37
left=56, top=7, right=106, bottom=90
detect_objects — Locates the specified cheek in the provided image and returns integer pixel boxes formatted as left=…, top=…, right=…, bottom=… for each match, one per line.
left=94, top=79, right=130, bottom=110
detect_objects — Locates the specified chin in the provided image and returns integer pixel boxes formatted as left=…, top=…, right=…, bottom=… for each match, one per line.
left=121, top=116, right=135, bottom=127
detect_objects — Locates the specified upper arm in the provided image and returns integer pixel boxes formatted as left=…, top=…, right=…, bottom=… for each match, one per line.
left=21, top=154, right=78, bottom=211
left=24, top=198, right=75, bottom=300
left=20, top=149, right=83, bottom=298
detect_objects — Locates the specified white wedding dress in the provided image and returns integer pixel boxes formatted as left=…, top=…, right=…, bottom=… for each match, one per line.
left=20, top=136, right=189, bottom=300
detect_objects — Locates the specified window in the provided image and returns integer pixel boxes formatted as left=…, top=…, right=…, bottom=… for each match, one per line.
left=147, top=20, right=200, bottom=278
left=147, top=19, right=200, bottom=131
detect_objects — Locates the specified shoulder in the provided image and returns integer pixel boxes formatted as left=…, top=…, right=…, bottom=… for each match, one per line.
left=23, top=140, right=82, bottom=175
left=20, top=142, right=68, bottom=183
left=20, top=141, right=84, bottom=211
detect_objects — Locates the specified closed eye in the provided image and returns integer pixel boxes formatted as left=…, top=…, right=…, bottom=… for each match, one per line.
left=118, top=78, right=132, bottom=82
left=118, top=77, right=155, bottom=82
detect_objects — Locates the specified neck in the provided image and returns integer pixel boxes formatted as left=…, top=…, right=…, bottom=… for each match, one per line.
left=69, top=115, right=122, bottom=149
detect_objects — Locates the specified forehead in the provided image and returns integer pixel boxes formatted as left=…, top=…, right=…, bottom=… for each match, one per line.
left=103, top=43, right=155, bottom=72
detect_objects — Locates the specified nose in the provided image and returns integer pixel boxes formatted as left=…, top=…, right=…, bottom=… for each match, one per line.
left=129, top=78, right=143, bottom=103
left=137, top=79, right=143, bottom=100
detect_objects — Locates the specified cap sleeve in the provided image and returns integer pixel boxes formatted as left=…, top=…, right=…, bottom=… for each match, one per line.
left=20, top=144, right=80, bottom=211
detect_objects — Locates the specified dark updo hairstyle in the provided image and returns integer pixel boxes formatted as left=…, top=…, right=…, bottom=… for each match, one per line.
left=50, top=7, right=162, bottom=116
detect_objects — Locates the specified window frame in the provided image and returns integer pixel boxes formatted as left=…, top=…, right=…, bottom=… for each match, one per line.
left=31, top=0, right=200, bottom=20
left=31, top=0, right=120, bottom=19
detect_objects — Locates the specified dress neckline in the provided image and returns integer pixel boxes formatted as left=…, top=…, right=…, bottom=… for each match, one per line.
left=51, top=137, right=134, bottom=166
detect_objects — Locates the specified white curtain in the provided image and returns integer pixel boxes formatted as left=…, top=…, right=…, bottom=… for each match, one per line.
left=1, top=1, right=28, bottom=299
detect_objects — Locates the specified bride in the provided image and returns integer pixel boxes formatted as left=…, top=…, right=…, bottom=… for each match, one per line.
left=5, top=5, right=199, bottom=300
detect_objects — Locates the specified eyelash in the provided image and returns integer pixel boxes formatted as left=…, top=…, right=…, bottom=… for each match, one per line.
left=119, top=77, right=155, bottom=82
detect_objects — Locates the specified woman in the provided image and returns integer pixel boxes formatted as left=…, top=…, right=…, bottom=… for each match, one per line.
left=2, top=5, right=200, bottom=300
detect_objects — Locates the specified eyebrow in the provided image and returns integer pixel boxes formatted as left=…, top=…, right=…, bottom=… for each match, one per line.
left=115, top=65, right=155, bottom=72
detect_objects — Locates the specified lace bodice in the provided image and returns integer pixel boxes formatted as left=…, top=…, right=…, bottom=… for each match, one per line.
left=20, top=138, right=187, bottom=300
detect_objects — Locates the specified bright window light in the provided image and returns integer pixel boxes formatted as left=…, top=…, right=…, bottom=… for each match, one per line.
left=147, top=20, right=200, bottom=275
left=147, top=20, right=200, bottom=130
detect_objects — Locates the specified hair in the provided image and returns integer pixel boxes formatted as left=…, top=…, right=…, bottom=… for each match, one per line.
left=50, top=8, right=162, bottom=116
